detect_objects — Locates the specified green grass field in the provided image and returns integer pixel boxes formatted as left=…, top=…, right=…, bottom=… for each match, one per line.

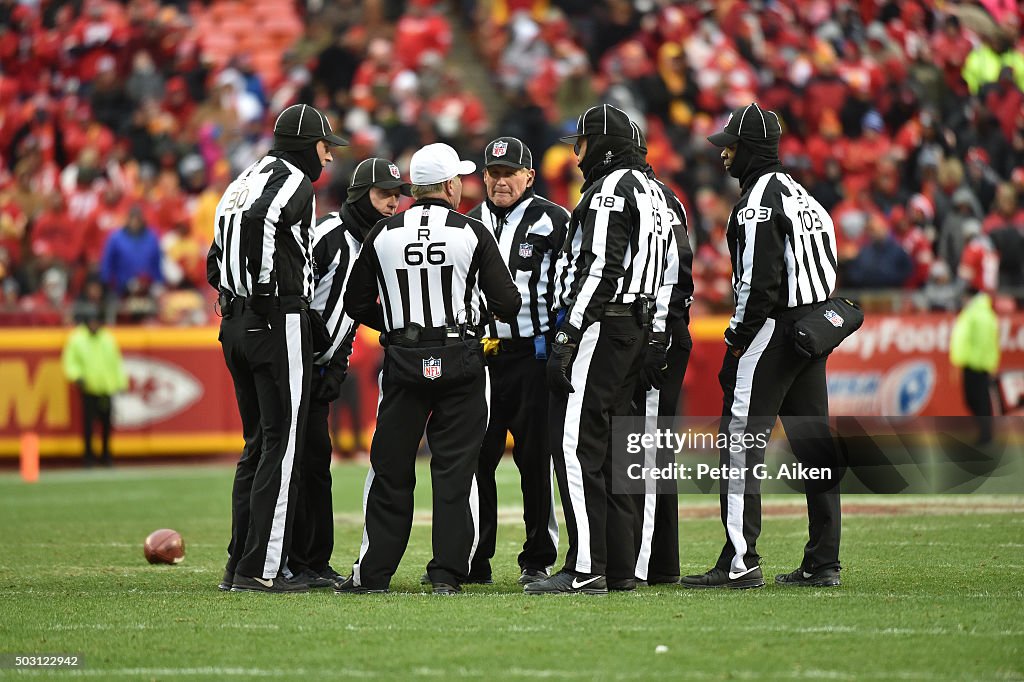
left=1, top=460, right=1022, bottom=681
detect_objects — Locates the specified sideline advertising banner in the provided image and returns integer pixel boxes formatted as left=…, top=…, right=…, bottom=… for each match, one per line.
left=2, top=313, right=1022, bottom=457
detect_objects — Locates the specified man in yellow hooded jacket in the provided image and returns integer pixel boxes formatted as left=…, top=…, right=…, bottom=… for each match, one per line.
left=949, top=290, right=1000, bottom=444
left=61, top=308, right=128, bottom=467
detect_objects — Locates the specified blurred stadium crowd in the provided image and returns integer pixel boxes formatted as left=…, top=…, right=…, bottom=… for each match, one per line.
left=1, top=0, right=1023, bottom=327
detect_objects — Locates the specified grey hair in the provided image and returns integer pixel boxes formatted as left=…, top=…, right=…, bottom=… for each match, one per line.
left=411, top=182, right=447, bottom=199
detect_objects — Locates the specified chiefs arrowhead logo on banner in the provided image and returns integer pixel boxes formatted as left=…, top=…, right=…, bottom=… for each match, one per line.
left=388, top=163, right=401, bottom=179
left=492, top=140, right=508, bottom=157
left=114, top=357, right=203, bottom=428
left=422, top=357, right=442, bottom=380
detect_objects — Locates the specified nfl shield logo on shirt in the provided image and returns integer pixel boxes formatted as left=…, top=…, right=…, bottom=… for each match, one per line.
left=824, top=309, right=844, bottom=327
left=518, top=242, right=533, bottom=258
left=492, top=140, right=508, bottom=157
left=423, top=357, right=442, bottom=380
left=388, top=163, right=401, bottom=179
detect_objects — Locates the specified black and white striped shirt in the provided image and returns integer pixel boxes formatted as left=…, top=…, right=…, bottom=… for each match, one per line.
left=344, top=198, right=521, bottom=333
left=558, top=168, right=676, bottom=333
left=311, top=207, right=365, bottom=367
left=649, top=175, right=694, bottom=337
left=468, top=192, right=569, bottom=338
left=206, top=154, right=315, bottom=300
left=726, top=166, right=838, bottom=348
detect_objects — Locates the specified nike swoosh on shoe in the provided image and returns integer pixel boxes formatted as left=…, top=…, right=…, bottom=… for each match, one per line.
left=728, top=567, right=759, bottom=580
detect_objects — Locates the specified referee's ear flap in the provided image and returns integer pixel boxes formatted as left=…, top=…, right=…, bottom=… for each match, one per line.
left=525, top=168, right=536, bottom=187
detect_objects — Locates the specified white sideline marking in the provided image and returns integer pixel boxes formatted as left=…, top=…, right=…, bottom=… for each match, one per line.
left=49, top=623, right=281, bottom=631
left=0, top=669, right=986, bottom=681
left=328, top=622, right=1024, bottom=638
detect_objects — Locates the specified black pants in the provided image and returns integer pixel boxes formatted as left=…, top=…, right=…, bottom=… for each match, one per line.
left=220, top=304, right=311, bottom=580
left=289, top=375, right=333, bottom=575
left=963, top=368, right=994, bottom=444
left=352, top=351, right=488, bottom=589
left=472, top=346, right=558, bottom=579
left=81, top=392, right=113, bottom=465
left=550, top=315, right=647, bottom=578
left=716, top=316, right=841, bottom=575
left=632, top=324, right=691, bottom=581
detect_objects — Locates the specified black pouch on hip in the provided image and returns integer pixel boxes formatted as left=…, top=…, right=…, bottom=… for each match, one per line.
left=792, top=298, right=864, bottom=358
left=385, top=340, right=484, bottom=390
left=633, top=297, right=655, bottom=329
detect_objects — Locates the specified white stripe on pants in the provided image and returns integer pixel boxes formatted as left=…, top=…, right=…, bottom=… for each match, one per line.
left=263, top=312, right=303, bottom=578
left=724, top=319, right=775, bottom=575
left=634, top=387, right=661, bottom=580
left=560, top=322, right=601, bottom=574
left=353, top=370, right=385, bottom=586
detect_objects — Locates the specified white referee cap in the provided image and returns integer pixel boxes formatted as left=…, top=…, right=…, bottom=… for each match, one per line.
left=410, top=143, right=477, bottom=185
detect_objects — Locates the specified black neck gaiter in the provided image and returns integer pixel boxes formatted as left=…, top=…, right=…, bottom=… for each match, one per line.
left=732, top=139, right=783, bottom=192
left=271, top=146, right=323, bottom=182
left=579, top=136, right=646, bottom=191
left=343, top=194, right=385, bottom=241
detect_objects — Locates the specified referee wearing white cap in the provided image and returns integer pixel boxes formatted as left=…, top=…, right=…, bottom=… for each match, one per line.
left=335, top=143, right=521, bottom=595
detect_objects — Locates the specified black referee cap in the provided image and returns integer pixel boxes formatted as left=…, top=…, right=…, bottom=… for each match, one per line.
left=483, top=137, right=532, bottom=170
left=273, top=103, right=348, bottom=148
left=707, top=102, right=781, bottom=147
left=559, top=104, right=643, bottom=146
left=347, top=157, right=411, bottom=203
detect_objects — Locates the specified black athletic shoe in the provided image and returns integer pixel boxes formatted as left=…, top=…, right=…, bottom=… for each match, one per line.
left=432, top=582, right=461, bottom=595
left=608, top=577, right=637, bottom=592
left=298, top=569, right=334, bottom=589
left=524, top=570, right=608, bottom=595
left=333, top=575, right=388, bottom=594
left=681, top=566, right=764, bottom=590
left=218, top=569, right=234, bottom=592
left=231, top=574, right=310, bottom=593
left=319, top=565, right=343, bottom=583
left=775, top=567, right=841, bottom=587
left=518, top=568, right=548, bottom=585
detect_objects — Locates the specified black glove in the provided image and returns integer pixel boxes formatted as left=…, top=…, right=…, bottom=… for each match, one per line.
left=249, top=294, right=272, bottom=318
left=546, top=327, right=578, bottom=395
left=314, top=362, right=347, bottom=403
left=643, top=339, right=669, bottom=392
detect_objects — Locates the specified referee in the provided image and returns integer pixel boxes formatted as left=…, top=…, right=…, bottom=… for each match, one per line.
left=528, top=105, right=676, bottom=595
left=466, top=137, right=568, bottom=585
left=632, top=131, right=694, bottom=586
left=207, top=103, right=347, bottom=593
left=287, top=158, right=410, bottom=588
left=336, top=143, right=521, bottom=595
left=682, top=102, right=842, bottom=590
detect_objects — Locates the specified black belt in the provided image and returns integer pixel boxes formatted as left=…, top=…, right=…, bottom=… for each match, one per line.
left=228, top=295, right=309, bottom=314
left=386, top=325, right=479, bottom=347
left=603, top=302, right=635, bottom=317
